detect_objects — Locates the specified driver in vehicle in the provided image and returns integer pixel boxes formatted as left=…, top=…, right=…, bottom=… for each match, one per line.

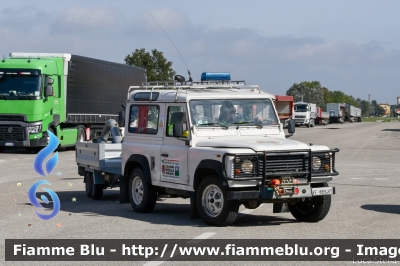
left=219, top=102, right=239, bottom=124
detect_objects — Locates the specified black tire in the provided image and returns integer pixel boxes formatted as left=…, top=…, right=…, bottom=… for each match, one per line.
left=196, top=176, right=240, bottom=226
left=90, top=173, right=103, bottom=200
left=0, top=147, right=3, bottom=153
left=85, top=172, right=92, bottom=198
left=129, top=168, right=157, bottom=213
left=77, top=126, right=86, bottom=142
left=288, top=195, right=331, bottom=222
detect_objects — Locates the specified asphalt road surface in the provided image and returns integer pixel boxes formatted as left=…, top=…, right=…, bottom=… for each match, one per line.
left=1, top=121, right=400, bottom=266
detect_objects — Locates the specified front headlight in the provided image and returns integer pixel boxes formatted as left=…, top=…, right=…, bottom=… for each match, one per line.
left=312, top=156, right=321, bottom=170
left=28, top=125, right=41, bottom=134
left=241, top=159, right=254, bottom=173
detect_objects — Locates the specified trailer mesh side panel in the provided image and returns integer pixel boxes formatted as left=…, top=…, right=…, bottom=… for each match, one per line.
left=66, top=55, right=145, bottom=116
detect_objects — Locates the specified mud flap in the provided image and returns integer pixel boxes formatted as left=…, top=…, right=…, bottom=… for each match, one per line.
left=190, top=192, right=200, bottom=220
left=273, top=203, right=289, bottom=213
left=119, top=175, right=130, bottom=204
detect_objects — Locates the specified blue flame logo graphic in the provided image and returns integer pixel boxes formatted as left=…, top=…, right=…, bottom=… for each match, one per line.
left=34, top=130, right=59, bottom=176
left=29, top=130, right=61, bottom=220
left=28, top=180, right=61, bottom=220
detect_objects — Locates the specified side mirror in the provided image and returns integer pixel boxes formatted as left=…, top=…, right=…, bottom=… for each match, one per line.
left=46, top=77, right=54, bottom=85
left=45, top=85, right=54, bottom=97
left=45, top=76, right=54, bottom=97
left=287, top=119, right=295, bottom=137
left=173, top=122, right=183, bottom=138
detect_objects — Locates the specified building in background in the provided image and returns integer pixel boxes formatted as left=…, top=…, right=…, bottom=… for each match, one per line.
left=378, top=103, right=391, bottom=116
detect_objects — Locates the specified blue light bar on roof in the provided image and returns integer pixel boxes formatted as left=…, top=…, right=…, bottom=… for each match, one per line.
left=201, top=72, right=231, bottom=81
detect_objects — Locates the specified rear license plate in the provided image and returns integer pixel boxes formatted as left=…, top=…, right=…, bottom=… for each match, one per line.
left=5, top=142, right=14, bottom=147
left=312, top=187, right=333, bottom=196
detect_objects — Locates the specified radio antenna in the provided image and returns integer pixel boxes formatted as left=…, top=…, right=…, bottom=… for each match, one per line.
left=148, top=12, right=192, bottom=82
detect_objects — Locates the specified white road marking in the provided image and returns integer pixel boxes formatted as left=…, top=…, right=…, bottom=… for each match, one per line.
left=187, top=232, right=216, bottom=244
left=240, top=208, right=256, bottom=215
left=374, top=178, right=388, bottom=180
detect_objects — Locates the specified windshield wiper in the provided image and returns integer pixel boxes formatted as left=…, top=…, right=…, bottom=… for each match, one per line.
left=200, top=123, right=229, bottom=129
left=233, top=121, right=263, bottom=129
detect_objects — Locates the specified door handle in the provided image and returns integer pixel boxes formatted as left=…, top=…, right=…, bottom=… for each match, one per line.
left=161, top=153, right=168, bottom=157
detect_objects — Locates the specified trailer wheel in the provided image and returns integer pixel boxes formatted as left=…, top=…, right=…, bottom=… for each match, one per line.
left=288, top=195, right=331, bottom=222
left=91, top=174, right=103, bottom=200
left=196, top=176, right=239, bottom=226
left=129, top=168, right=157, bottom=213
left=85, top=172, right=92, bottom=198
left=77, top=126, right=86, bottom=142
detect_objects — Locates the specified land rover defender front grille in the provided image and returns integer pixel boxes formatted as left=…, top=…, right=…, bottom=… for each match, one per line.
left=258, top=154, right=308, bottom=176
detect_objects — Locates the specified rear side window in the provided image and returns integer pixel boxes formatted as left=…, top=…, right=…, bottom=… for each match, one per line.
left=128, top=105, right=159, bottom=134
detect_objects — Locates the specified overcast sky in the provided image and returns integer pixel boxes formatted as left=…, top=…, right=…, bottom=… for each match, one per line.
left=1, top=0, right=399, bottom=104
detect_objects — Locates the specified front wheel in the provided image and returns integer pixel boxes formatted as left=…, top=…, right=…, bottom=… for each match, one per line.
left=196, top=176, right=239, bottom=226
left=129, top=168, right=157, bottom=213
left=288, top=195, right=331, bottom=222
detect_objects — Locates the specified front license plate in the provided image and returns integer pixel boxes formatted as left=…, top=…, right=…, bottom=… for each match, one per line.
left=5, top=142, right=14, bottom=147
left=312, top=187, right=333, bottom=196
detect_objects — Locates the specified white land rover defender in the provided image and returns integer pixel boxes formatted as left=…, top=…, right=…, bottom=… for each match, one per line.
left=119, top=73, right=339, bottom=226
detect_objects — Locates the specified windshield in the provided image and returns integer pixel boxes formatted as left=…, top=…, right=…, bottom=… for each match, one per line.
left=0, top=70, right=41, bottom=99
left=294, top=105, right=308, bottom=112
left=189, top=99, right=278, bottom=127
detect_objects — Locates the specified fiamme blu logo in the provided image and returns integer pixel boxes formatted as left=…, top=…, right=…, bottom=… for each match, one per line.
left=28, top=130, right=61, bottom=220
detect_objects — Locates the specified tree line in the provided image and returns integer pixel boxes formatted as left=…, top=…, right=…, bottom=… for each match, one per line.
left=286, top=81, right=385, bottom=116
left=123, top=48, right=387, bottom=117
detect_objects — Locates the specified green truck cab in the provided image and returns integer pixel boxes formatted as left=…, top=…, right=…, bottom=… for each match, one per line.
left=0, top=53, right=145, bottom=151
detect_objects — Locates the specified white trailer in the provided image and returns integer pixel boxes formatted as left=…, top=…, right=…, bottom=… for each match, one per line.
left=326, top=103, right=345, bottom=124
left=345, top=104, right=362, bottom=122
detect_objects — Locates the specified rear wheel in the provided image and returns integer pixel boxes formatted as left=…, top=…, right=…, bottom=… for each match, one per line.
left=85, top=172, right=92, bottom=198
left=129, top=168, right=157, bottom=213
left=288, top=195, right=331, bottom=222
left=90, top=173, right=103, bottom=200
left=196, top=176, right=239, bottom=226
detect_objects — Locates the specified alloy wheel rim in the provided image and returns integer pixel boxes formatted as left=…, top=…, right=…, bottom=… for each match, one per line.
left=202, top=184, right=224, bottom=217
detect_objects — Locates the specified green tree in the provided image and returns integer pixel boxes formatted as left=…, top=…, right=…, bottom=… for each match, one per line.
left=360, top=100, right=370, bottom=117
left=286, top=81, right=325, bottom=108
left=125, top=48, right=176, bottom=81
left=322, top=87, right=333, bottom=109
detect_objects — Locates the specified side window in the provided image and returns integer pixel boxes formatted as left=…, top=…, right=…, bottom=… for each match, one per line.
left=128, top=105, right=159, bottom=134
left=166, top=106, right=188, bottom=137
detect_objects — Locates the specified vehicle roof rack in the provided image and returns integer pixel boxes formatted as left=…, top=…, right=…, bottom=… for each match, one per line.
left=127, top=80, right=263, bottom=102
